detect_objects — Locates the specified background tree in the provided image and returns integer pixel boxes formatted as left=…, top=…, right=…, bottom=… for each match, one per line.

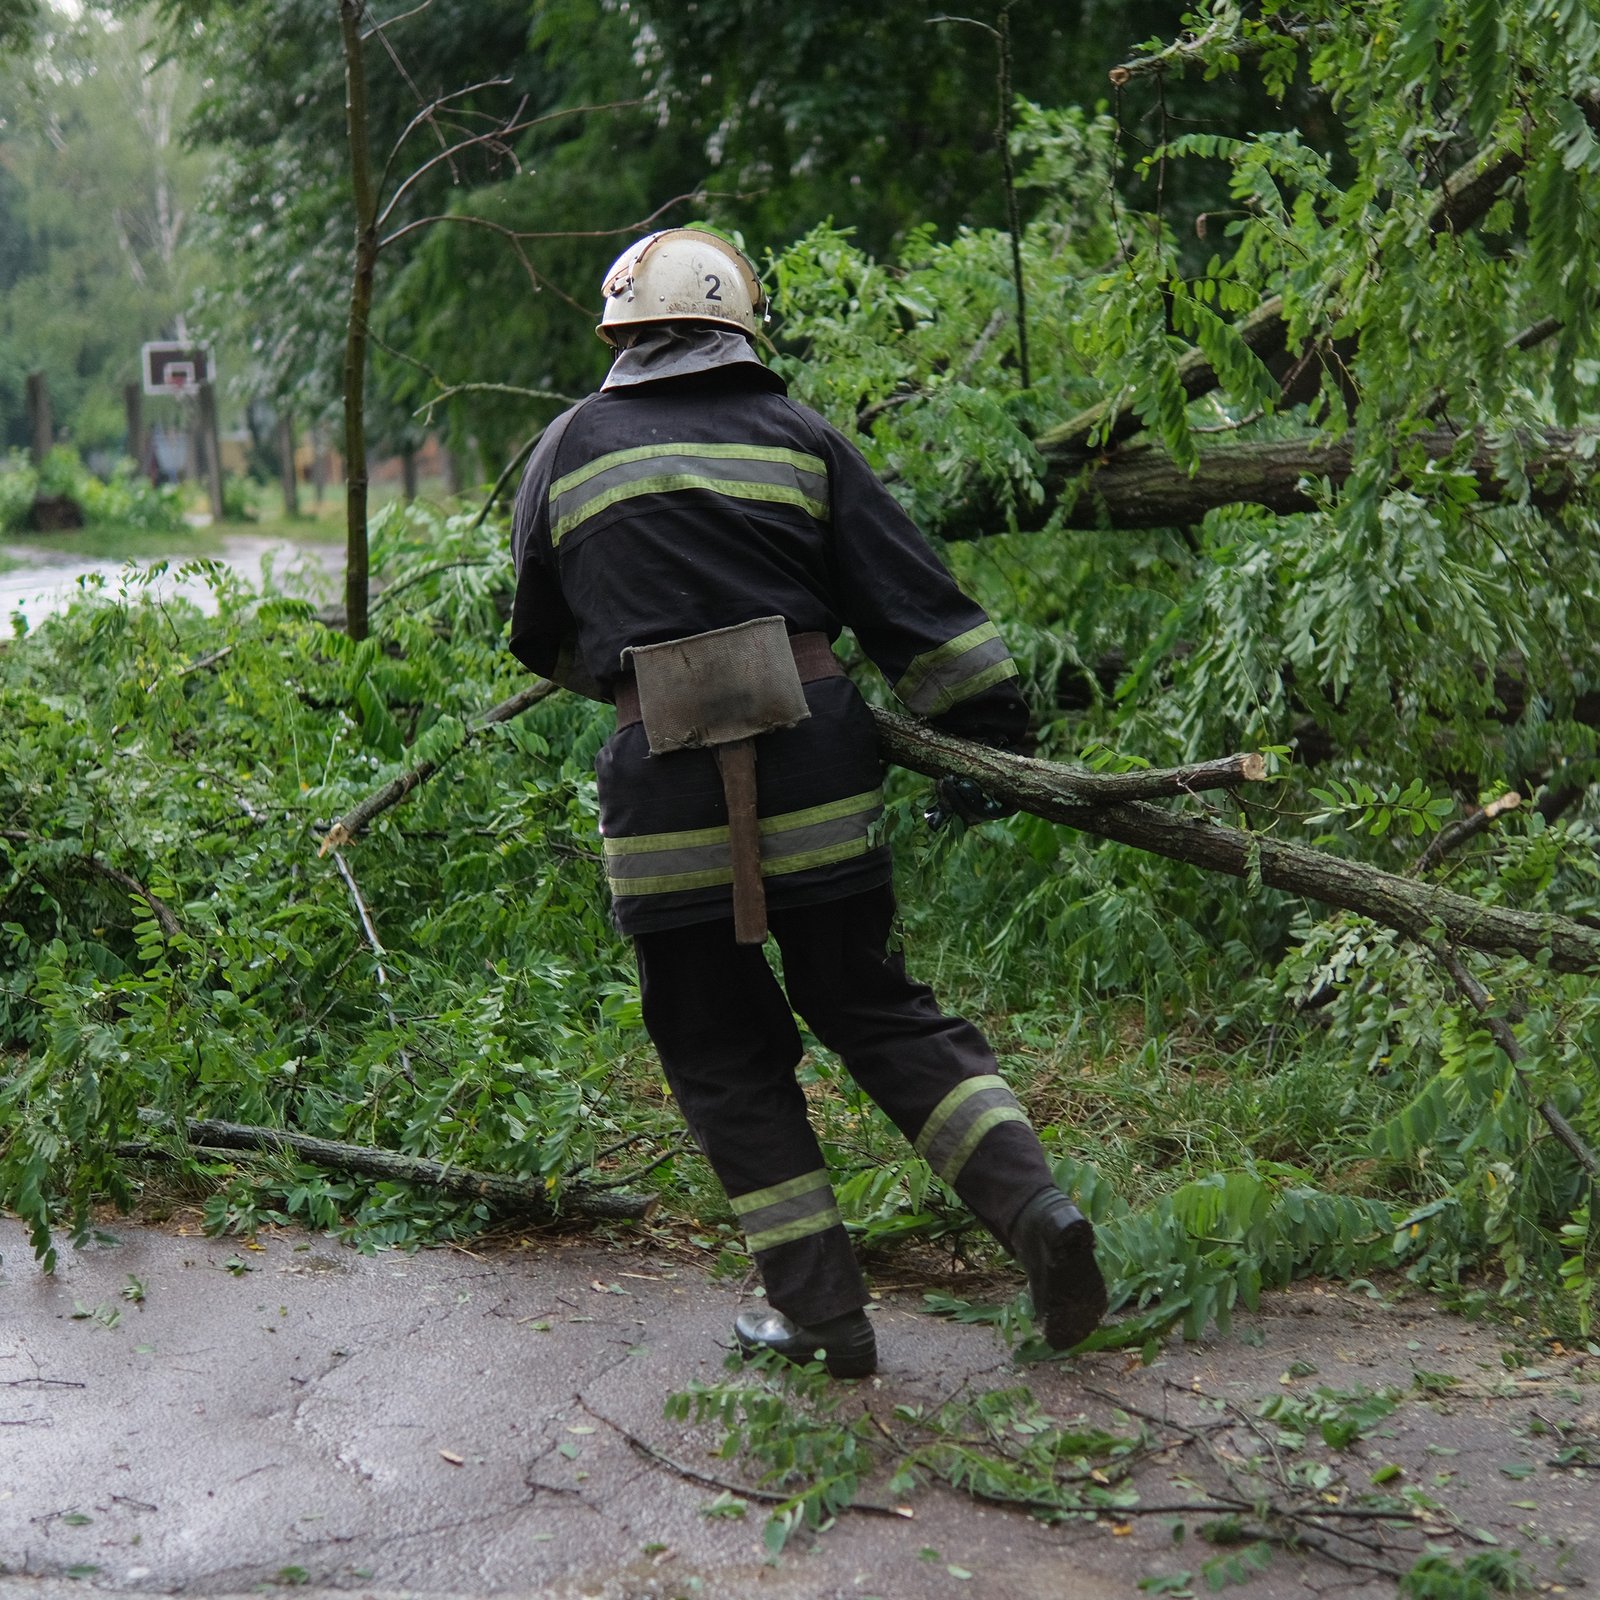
left=0, top=5, right=210, bottom=455
left=0, top=0, right=43, bottom=57
left=145, top=0, right=1277, bottom=467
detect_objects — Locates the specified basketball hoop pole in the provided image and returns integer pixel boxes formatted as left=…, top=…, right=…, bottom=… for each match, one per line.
left=196, top=380, right=225, bottom=522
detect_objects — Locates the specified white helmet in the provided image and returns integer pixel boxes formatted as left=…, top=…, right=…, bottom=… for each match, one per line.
left=596, top=227, right=769, bottom=347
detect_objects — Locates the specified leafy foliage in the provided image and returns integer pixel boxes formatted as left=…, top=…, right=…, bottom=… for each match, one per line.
left=4, top=3, right=1599, bottom=1365
left=667, top=1355, right=1142, bottom=1551
left=1400, top=1549, right=1534, bottom=1600
left=0, top=505, right=658, bottom=1263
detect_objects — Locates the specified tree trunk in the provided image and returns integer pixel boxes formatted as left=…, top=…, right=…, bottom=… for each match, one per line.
left=310, top=423, right=327, bottom=505
left=278, top=408, right=301, bottom=517
left=401, top=443, right=418, bottom=503
left=26, top=371, right=52, bottom=466
left=124, top=382, right=145, bottom=473
left=1040, top=428, right=1592, bottom=532
left=339, top=0, right=378, bottom=641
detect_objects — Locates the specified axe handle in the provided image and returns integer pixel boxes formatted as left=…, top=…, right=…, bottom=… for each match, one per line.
left=717, top=739, right=767, bottom=944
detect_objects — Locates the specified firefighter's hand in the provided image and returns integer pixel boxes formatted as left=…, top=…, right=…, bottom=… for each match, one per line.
left=925, top=775, right=1015, bottom=830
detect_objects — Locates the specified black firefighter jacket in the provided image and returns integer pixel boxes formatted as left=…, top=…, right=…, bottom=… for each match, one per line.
left=509, top=361, right=1029, bottom=935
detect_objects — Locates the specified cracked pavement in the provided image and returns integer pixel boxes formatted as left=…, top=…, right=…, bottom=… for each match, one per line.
left=0, top=1216, right=1595, bottom=1600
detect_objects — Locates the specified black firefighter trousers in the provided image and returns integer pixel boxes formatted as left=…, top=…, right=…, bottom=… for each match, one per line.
left=633, top=882, right=1058, bottom=1326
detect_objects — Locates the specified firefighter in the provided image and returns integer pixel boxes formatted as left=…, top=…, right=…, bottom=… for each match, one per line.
left=510, top=227, right=1107, bottom=1376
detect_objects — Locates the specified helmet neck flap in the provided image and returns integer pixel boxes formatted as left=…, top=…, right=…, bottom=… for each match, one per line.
left=602, top=323, right=767, bottom=390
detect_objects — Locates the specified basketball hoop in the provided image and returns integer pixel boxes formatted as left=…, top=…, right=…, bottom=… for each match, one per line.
left=141, top=342, right=214, bottom=398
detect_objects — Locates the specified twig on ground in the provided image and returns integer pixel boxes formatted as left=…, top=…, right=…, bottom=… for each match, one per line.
left=590, top=1138, right=692, bottom=1189
left=573, top=1393, right=915, bottom=1519
left=327, top=845, right=415, bottom=1085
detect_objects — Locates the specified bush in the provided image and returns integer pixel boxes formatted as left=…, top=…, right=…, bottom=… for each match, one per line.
left=1, top=446, right=185, bottom=535
left=34, top=445, right=87, bottom=502
left=78, top=459, right=185, bottom=534
left=0, top=452, right=38, bottom=533
left=221, top=472, right=257, bottom=522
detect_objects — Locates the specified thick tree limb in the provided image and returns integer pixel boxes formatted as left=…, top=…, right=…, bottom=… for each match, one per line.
left=872, top=709, right=1265, bottom=800
left=872, top=713, right=1600, bottom=975
left=1045, top=428, right=1595, bottom=532
left=319, top=679, right=557, bottom=852
left=130, top=1112, right=657, bottom=1221
left=317, top=686, right=1600, bottom=974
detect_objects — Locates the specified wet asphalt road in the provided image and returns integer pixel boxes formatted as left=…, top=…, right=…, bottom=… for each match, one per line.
left=0, top=1216, right=1595, bottom=1600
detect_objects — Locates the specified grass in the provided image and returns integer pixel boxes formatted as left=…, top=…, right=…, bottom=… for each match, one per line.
left=2, top=522, right=231, bottom=563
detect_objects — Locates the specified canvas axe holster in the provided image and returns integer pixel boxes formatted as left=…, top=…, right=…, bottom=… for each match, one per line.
left=620, top=617, right=811, bottom=944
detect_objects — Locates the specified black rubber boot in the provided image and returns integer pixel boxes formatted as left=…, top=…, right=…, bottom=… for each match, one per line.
left=733, top=1306, right=877, bottom=1378
left=1011, top=1187, right=1109, bottom=1351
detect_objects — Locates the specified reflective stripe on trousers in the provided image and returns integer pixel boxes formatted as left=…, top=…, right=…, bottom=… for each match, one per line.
left=604, top=788, right=884, bottom=900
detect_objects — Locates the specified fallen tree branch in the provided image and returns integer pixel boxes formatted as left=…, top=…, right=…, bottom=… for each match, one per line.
left=319, top=678, right=557, bottom=852
left=575, top=1393, right=915, bottom=1520
left=1033, top=138, right=1527, bottom=469
left=327, top=846, right=415, bottom=1085
left=368, top=557, right=496, bottom=615
left=316, top=685, right=1600, bottom=974
left=871, top=710, right=1266, bottom=802
left=174, top=645, right=235, bottom=681
left=129, top=1112, right=657, bottom=1221
left=1426, top=943, right=1600, bottom=1180
left=0, top=830, right=182, bottom=939
left=1036, top=429, right=1595, bottom=533
left=1413, top=791, right=1522, bottom=877
left=872, top=712, right=1600, bottom=975
left=588, top=1136, right=694, bottom=1189
left=470, top=431, right=539, bottom=532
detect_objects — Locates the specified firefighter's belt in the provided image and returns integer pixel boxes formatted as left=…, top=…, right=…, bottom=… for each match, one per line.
left=616, top=620, right=843, bottom=944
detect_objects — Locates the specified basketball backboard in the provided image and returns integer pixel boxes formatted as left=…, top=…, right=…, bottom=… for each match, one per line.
left=141, top=342, right=215, bottom=397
